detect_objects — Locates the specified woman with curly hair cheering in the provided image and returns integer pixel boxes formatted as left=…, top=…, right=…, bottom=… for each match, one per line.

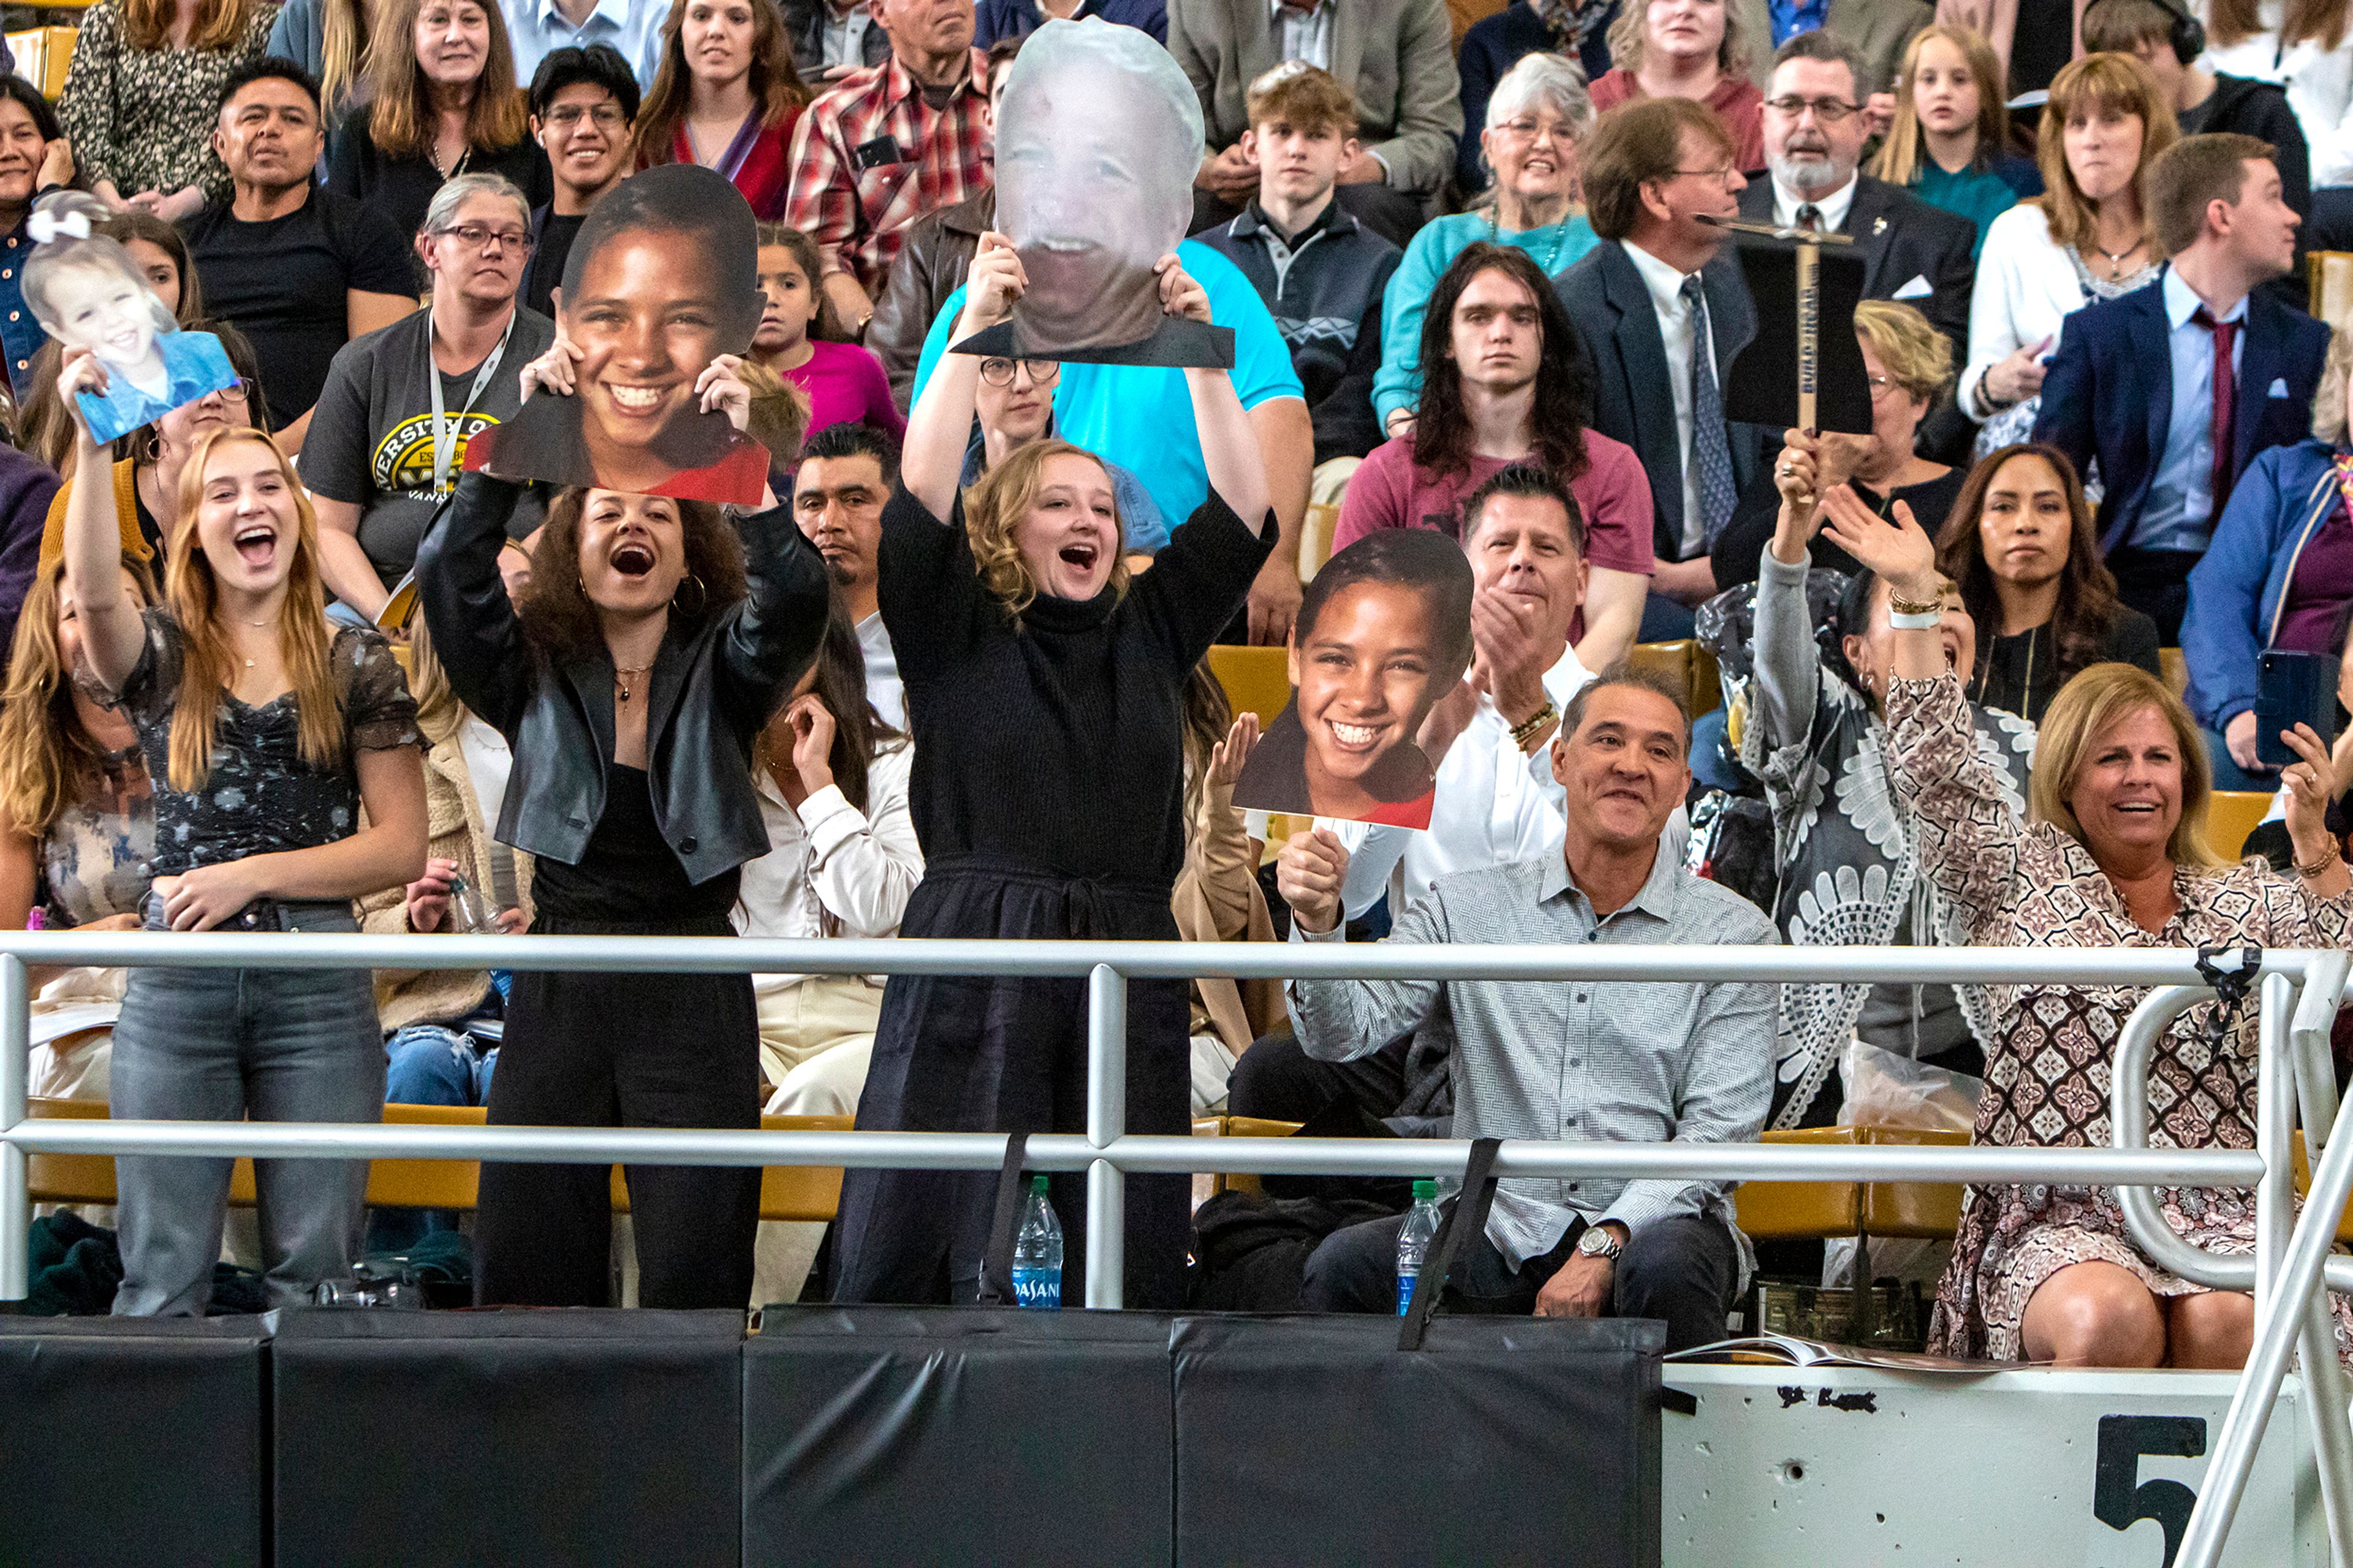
left=828, top=232, right=1274, bottom=1309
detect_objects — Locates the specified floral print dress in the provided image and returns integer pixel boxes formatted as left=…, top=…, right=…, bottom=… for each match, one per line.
left=1887, top=669, right=2353, bottom=1363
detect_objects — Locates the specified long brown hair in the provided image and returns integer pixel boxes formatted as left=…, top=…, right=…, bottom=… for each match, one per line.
left=1935, top=443, right=2124, bottom=700
left=1181, top=659, right=1233, bottom=831
left=121, top=0, right=260, bottom=51
left=1869, top=24, right=2013, bottom=187
left=2031, top=662, right=2226, bottom=870
left=961, top=439, right=1132, bottom=624
left=0, top=553, right=159, bottom=835
left=516, top=487, right=750, bottom=664
left=164, top=428, right=344, bottom=793
left=1411, top=243, right=1591, bottom=487
left=632, top=0, right=808, bottom=169
left=319, top=0, right=376, bottom=113
left=367, top=0, right=530, bottom=159
left=2034, top=52, right=2178, bottom=253
left=757, top=595, right=898, bottom=816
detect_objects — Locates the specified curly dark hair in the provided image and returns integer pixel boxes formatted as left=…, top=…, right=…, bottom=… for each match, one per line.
left=1934, top=442, right=2121, bottom=696
left=1411, top=243, right=1591, bottom=487
left=517, top=487, right=751, bottom=663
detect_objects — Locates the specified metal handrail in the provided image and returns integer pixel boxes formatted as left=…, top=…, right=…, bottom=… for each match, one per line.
left=1, top=934, right=2349, bottom=1568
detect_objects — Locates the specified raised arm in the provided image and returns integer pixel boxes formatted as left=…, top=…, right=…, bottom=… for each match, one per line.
left=415, top=472, right=534, bottom=735
left=1161, top=256, right=1271, bottom=534
left=714, top=500, right=832, bottom=733
left=1819, top=485, right=2025, bottom=939
left=901, top=231, right=1025, bottom=522
left=54, top=349, right=144, bottom=690
left=1747, top=429, right=1832, bottom=756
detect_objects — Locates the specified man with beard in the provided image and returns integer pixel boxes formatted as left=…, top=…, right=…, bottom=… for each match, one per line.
left=1735, top=30, right=1974, bottom=360
left=791, top=420, right=904, bottom=725
left=304, top=173, right=558, bottom=620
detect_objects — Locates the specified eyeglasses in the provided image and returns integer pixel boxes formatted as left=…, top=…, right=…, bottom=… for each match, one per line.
left=1668, top=165, right=1737, bottom=183
left=978, top=357, right=1060, bottom=387
left=1866, top=373, right=1896, bottom=394
left=206, top=377, right=256, bottom=405
left=437, top=222, right=529, bottom=253
left=542, top=102, right=627, bottom=130
left=1491, top=116, right=1575, bottom=146
left=1764, top=95, right=1861, bottom=123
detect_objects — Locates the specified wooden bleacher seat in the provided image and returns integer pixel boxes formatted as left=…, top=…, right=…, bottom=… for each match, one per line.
left=1629, top=640, right=1722, bottom=720
left=2, top=25, right=75, bottom=99
left=2208, top=791, right=2273, bottom=860
left=1857, top=1127, right=1968, bottom=1238
left=1206, top=643, right=1290, bottom=728
left=23, top=1097, right=850, bottom=1223
left=2311, top=251, right=2353, bottom=320
left=1732, top=1127, right=1863, bottom=1240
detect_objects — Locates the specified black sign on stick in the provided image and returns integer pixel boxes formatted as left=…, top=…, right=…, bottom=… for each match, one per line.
left=1719, top=232, right=1875, bottom=436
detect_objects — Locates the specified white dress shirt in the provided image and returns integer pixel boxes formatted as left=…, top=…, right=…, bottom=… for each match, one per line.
left=857, top=610, right=906, bottom=732
left=733, top=741, right=923, bottom=998
left=822, top=0, right=875, bottom=69
left=1770, top=171, right=1859, bottom=235
left=1621, top=239, right=1715, bottom=561
left=1270, top=0, right=1333, bottom=68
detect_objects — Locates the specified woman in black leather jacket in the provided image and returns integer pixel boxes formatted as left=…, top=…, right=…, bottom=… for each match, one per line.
left=415, top=360, right=828, bottom=1309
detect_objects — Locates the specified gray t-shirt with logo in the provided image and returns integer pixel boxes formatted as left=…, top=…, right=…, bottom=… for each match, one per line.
left=303, top=305, right=557, bottom=588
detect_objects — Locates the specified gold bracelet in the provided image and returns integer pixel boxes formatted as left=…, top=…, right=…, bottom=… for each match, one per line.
left=1510, top=702, right=1558, bottom=750
left=2297, top=841, right=2344, bottom=879
left=1887, top=588, right=1945, bottom=617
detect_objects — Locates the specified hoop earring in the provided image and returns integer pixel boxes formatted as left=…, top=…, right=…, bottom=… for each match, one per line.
left=673, top=573, right=707, bottom=618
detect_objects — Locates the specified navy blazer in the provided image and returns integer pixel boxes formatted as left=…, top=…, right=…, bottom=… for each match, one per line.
left=2031, top=267, right=2330, bottom=556
left=1555, top=238, right=1764, bottom=560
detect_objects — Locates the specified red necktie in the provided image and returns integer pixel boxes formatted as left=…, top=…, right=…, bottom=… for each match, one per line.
left=2194, top=306, right=2240, bottom=522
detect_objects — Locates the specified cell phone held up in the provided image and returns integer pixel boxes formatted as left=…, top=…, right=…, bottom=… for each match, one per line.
left=2256, top=650, right=2340, bottom=770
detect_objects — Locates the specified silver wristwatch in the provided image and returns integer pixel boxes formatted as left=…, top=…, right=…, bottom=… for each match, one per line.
left=1575, top=1225, right=1624, bottom=1260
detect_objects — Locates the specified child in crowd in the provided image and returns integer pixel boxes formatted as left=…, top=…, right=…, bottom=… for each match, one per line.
left=751, top=223, right=903, bottom=444
left=1196, top=64, right=1398, bottom=471
left=1867, top=25, right=2042, bottom=263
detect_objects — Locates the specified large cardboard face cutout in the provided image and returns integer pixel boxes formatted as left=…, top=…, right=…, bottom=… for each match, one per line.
left=24, top=195, right=238, bottom=447
left=953, top=17, right=1233, bottom=369
left=466, top=164, right=770, bottom=504
left=1233, top=531, right=1477, bottom=831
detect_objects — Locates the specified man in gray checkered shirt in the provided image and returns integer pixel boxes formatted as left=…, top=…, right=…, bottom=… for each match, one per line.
left=1279, top=664, right=1777, bottom=1349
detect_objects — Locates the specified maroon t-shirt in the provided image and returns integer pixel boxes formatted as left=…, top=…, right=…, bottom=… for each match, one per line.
left=2276, top=498, right=2353, bottom=654
left=1333, top=432, right=1658, bottom=575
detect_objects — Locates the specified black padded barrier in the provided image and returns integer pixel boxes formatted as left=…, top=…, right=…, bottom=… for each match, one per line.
left=0, top=1314, right=268, bottom=1567
left=743, top=1307, right=1176, bottom=1567
left=1171, top=1314, right=1665, bottom=1567
left=270, top=1307, right=743, bottom=1568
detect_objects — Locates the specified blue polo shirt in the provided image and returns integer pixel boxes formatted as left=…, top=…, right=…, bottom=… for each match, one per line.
left=911, top=239, right=1304, bottom=529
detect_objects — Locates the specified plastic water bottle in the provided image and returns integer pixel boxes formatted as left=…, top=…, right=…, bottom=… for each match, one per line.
left=1396, top=1180, right=1442, bottom=1316
left=1012, top=1174, right=1063, bottom=1309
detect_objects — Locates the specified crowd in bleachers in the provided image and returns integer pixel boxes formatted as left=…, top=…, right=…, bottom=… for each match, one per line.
left=4, top=0, right=2353, bottom=1374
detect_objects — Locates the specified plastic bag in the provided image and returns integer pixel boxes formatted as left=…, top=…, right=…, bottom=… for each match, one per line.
left=1822, top=1038, right=1984, bottom=1289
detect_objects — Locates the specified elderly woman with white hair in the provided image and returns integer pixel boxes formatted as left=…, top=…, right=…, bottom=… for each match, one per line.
left=1373, top=51, right=1597, bottom=437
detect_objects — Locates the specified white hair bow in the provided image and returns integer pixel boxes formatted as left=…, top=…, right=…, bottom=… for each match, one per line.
left=26, top=209, right=90, bottom=244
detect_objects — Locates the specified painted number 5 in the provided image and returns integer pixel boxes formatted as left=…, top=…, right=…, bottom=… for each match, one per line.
left=2094, top=1415, right=2208, bottom=1567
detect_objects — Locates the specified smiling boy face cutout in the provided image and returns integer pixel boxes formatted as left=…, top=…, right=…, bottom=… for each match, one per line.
left=466, top=164, right=770, bottom=502
left=1232, top=530, right=1476, bottom=830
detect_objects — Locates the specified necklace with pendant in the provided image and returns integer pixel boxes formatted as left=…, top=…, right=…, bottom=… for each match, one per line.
left=615, top=665, right=653, bottom=702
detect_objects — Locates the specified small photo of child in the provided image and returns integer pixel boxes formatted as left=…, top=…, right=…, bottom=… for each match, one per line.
left=1233, top=529, right=1476, bottom=830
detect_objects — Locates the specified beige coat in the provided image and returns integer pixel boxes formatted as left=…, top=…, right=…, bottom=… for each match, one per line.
left=1738, top=0, right=1931, bottom=94
left=358, top=730, right=532, bottom=1035
left=1168, top=0, right=1465, bottom=195
left=1172, top=777, right=1279, bottom=1056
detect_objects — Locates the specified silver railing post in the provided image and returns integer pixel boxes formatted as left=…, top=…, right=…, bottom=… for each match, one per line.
left=2177, top=1078, right=2353, bottom=1568
left=2292, top=951, right=2349, bottom=1158
left=1085, top=963, right=1126, bottom=1310
left=0, top=953, right=27, bottom=1301
left=2258, top=972, right=2297, bottom=1316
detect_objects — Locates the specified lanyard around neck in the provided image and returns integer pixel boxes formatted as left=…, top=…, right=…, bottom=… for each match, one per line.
left=430, top=311, right=518, bottom=493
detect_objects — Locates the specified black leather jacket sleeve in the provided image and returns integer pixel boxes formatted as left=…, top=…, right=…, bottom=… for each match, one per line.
left=415, top=471, right=534, bottom=738
left=715, top=499, right=832, bottom=734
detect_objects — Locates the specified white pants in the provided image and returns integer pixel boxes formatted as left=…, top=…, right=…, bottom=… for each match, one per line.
left=749, top=975, right=884, bottom=1306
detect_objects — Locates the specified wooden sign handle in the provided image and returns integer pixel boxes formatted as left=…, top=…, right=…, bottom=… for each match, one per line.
left=1795, top=238, right=1819, bottom=434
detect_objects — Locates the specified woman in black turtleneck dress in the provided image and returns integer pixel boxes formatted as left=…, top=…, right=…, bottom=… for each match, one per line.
left=828, top=235, right=1275, bottom=1310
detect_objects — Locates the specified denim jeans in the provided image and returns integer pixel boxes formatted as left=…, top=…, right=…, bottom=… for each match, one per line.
left=110, top=901, right=383, bottom=1316
left=369, top=1025, right=498, bottom=1254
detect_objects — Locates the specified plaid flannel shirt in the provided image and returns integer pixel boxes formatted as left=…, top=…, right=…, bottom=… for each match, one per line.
left=784, top=52, right=995, bottom=295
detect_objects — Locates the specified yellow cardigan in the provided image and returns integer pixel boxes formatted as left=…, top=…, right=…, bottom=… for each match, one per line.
left=38, top=456, right=148, bottom=572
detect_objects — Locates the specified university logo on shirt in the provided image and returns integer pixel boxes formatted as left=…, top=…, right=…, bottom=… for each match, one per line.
left=372, top=411, right=502, bottom=498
